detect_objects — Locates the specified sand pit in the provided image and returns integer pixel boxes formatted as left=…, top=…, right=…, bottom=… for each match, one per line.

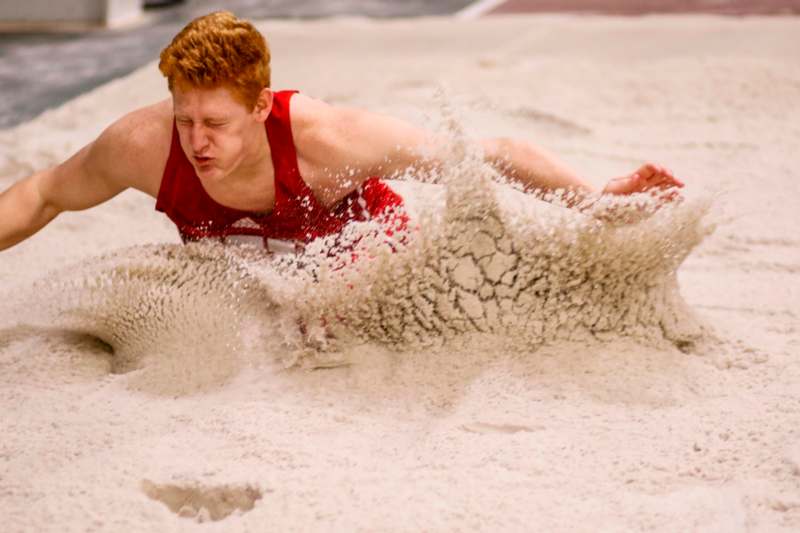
left=1, top=14, right=799, bottom=532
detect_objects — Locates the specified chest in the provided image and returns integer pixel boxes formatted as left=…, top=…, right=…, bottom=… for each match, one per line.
left=201, top=175, right=274, bottom=215
left=199, top=154, right=323, bottom=214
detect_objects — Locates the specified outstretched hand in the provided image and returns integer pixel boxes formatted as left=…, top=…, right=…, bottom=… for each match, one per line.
left=602, top=163, right=684, bottom=197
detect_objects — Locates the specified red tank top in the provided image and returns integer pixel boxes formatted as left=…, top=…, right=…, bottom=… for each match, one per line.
left=155, top=90, right=407, bottom=252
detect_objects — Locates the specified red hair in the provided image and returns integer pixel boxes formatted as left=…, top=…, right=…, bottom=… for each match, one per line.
left=158, top=11, right=271, bottom=109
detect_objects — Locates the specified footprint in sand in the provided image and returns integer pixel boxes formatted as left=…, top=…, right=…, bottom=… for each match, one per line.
left=142, top=480, right=264, bottom=523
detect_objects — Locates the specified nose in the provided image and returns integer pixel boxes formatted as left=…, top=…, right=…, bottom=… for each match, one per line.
left=189, top=124, right=209, bottom=154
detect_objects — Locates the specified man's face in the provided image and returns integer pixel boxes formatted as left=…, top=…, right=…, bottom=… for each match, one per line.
left=172, top=84, right=264, bottom=182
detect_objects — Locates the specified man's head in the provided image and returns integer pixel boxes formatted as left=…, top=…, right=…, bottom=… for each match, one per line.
left=159, top=12, right=273, bottom=181
left=159, top=11, right=270, bottom=110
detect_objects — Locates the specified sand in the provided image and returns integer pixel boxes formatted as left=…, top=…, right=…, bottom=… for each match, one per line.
left=1, top=14, right=799, bottom=532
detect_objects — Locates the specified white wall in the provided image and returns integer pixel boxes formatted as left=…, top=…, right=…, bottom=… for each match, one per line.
left=0, top=0, right=142, bottom=27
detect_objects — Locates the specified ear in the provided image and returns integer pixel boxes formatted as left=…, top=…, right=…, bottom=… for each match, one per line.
left=252, top=88, right=273, bottom=122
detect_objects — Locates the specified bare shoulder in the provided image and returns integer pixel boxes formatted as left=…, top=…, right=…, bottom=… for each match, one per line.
left=287, top=92, right=436, bottom=205
left=289, top=92, right=434, bottom=173
left=91, top=99, right=174, bottom=197
left=288, top=93, right=384, bottom=168
left=287, top=93, right=340, bottom=151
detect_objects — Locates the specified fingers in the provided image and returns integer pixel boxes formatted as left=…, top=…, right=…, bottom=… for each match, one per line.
left=658, top=165, right=684, bottom=188
left=603, top=163, right=685, bottom=197
left=636, top=163, right=685, bottom=190
left=636, top=163, right=658, bottom=181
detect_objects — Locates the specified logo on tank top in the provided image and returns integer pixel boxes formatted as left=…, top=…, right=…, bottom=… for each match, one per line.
left=231, top=217, right=261, bottom=230
left=225, top=216, right=304, bottom=254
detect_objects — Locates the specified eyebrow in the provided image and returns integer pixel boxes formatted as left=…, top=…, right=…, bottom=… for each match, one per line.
left=174, top=115, right=228, bottom=123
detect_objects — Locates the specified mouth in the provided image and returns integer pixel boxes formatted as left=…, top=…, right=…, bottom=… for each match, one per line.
left=194, top=156, right=214, bottom=167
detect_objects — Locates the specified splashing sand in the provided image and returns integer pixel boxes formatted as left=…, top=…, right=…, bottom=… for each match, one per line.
left=20, top=139, right=713, bottom=380
left=288, top=146, right=713, bottom=358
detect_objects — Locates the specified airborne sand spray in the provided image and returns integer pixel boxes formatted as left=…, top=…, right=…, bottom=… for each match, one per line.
left=10, top=149, right=715, bottom=381
left=281, top=149, right=714, bottom=357
left=19, top=244, right=268, bottom=395
left=3, top=95, right=715, bottom=379
left=268, top=97, right=716, bottom=358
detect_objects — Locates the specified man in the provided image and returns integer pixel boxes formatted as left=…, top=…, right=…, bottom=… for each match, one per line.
left=0, top=11, right=682, bottom=254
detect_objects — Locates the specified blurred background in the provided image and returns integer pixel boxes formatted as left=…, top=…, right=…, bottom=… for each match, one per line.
left=0, top=0, right=475, bottom=129
left=0, top=0, right=798, bottom=129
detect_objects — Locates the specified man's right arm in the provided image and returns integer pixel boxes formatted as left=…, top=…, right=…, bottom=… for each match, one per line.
left=0, top=141, right=125, bottom=250
left=0, top=102, right=170, bottom=251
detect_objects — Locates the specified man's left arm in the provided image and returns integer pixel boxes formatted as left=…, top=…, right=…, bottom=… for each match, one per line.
left=480, top=137, right=595, bottom=199
left=300, top=98, right=683, bottom=207
left=480, top=137, right=684, bottom=206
